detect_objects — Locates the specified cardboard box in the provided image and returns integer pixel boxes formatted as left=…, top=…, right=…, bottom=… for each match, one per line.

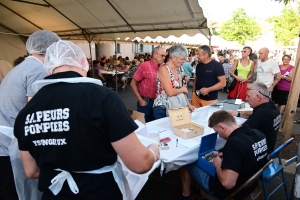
left=128, top=109, right=145, bottom=124
left=127, top=109, right=148, bottom=137
left=197, top=132, right=218, bottom=177
left=168, top=107, right=204, bottom=139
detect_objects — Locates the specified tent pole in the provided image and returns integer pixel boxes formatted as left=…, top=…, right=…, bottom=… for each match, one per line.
left=88, top=41, right=93, bottom=77
left=115, top=40, right=118, bottom=93
left=282, top=29, right=300, bottom=144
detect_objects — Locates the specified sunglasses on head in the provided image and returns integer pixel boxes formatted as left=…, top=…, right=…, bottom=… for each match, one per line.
left=247, top=88, right=270, bottom=98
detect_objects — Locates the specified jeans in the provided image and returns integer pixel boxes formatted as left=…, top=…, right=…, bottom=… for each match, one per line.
left=186, top=162, right=213, bottom=195
left=153, top=106, right=167, bottom=120
left=137, top=100, right=154, bottom=123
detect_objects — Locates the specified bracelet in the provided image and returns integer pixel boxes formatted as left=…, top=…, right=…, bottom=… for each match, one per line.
left=237, top=112, right=240, bottom=117
left=149, top=149, right=157, bottom=162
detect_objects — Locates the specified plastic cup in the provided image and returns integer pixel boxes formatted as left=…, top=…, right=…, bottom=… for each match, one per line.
left=149, top=132, right=160, bottom=144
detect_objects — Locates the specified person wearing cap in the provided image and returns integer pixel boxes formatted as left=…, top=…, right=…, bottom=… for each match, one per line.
left=0, top=30, right=60, bottom=199
left=13, top=40, right=160, bottom=200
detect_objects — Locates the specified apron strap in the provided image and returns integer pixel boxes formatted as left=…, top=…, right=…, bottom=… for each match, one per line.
left=48, top=162, right=132, bottom=200
left=49, top=169, right=79, bottom=195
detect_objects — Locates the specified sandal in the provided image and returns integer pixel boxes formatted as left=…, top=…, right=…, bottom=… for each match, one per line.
left=294, top=119, right=300, bottom=124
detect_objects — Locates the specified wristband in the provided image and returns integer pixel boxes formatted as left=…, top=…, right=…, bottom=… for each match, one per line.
left=237, top=112, right=240, bottom=117
left=149, top=149, right=157, bottom=162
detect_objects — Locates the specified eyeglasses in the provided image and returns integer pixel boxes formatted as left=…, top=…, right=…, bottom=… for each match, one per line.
left=156, top=53, right=166, bottom=58
left=247, top=88, right=270, bottom=98
left=175, top=56, right=187, bottom=62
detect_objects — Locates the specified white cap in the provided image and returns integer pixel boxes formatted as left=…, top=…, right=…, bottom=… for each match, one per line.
left=26, top=30, right=60, bottom=55
left=44, top=40, right=89, bottom=74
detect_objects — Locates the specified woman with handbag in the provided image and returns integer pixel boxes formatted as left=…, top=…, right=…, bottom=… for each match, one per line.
left=227, top=46, right=255, bottom=100
left=153, top=45, right=195, bottom=120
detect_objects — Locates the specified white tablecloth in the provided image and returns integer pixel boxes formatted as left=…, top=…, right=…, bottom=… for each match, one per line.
left=100, top=70, right=124, bottom=75
left=145, top=106, right=246, bottom=174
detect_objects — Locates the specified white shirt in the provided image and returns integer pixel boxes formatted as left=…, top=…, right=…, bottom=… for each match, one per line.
left=256, top=59, right=280, bottom=88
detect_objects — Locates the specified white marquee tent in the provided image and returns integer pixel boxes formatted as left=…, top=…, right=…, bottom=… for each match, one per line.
left=0, top=0, right=212, bottom=64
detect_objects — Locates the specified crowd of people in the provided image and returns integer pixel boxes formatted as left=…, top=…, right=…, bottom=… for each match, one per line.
left=0, top=29, right=296, bottom=200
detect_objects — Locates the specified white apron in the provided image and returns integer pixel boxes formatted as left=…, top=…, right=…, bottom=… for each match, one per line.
left=49, top=162, right=132, bottom=200
left=32, top=77, right=132, bottom=199
left=0, top=126, right=42, bottom=200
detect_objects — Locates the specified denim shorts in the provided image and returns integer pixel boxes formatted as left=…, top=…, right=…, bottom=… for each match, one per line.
left=186, top=162, right=213, bottom=195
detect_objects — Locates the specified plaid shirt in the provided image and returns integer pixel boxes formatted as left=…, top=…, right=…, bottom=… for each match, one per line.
left=133, top=60, right=158, bottom=99
left=222, top=63, right=232, bottom=78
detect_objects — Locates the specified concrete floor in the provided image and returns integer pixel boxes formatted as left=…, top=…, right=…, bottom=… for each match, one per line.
left=116, top=85, right=298, bottom=200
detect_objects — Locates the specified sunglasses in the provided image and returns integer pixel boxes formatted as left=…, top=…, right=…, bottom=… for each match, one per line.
left=241, top=50, right=247, bottom=53
left=247, top=88, right=270, bottom=98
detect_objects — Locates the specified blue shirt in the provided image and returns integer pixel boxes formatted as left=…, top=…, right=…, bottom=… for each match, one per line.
left=182, top=62, right=194, bottom=77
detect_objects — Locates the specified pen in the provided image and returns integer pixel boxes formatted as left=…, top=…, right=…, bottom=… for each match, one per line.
left=176, top=139, right=178, bottom=147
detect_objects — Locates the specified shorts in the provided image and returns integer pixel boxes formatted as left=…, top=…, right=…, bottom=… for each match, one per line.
left=186, top=162, right=213, bottom=195
left=192, top=92, right=217, bottom=108
left=272, top=88, right=289, bottom=105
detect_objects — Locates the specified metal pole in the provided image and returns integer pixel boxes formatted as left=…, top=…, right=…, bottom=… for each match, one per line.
left=88, top=41, right=94, bottom=77
left=115, top=40, right=118, bottom=93
left=290, top=142, right=300, bottom=200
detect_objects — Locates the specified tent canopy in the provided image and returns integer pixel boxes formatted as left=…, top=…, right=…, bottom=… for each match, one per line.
left=0, top=0, right=211, bottom=41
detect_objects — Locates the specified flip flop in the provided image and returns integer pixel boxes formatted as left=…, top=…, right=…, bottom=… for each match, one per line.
left=294, top=119, right=300, bottom=124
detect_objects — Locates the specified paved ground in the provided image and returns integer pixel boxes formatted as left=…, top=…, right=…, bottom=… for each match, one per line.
left=115, top=84, right=298, bottom=200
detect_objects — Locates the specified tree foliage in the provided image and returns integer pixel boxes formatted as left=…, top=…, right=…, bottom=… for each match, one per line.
left=219, top=8, right=261, bottom=45
left=268, top=7, right=300, bottom=45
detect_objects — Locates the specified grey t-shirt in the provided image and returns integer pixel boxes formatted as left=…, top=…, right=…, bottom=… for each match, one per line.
left=0, top=56, right=47, bottom=155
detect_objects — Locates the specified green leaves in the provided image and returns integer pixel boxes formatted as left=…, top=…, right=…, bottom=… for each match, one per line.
left=219, top=8, right=261, bottom=45
left=269, top=6, right=300, bottom=45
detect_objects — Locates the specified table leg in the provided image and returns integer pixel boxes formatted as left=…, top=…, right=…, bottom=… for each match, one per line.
left=161, top=169, right=166, bottom=200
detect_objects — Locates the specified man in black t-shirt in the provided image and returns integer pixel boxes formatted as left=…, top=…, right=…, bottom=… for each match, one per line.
left=228, top=82, right=281, bottom=153
left=180, top=110, right=268, bottom=200
left=14, top=40, right=160, bottom=200
left=192, top=45, right=226, bottom=108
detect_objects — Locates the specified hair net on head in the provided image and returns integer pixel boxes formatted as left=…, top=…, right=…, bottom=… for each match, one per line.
left=44, top=40, right=89, bottom=74
left=26, top=30, right=61, bottom=55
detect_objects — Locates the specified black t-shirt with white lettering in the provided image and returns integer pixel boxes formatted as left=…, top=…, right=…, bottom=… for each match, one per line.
left=243, top=101, right=280, bottom=153
left=195, top=60, right=225, bottom=100
left=14, top=71, right=138, bottom=199
left=209, top=125, right=268, bottom=199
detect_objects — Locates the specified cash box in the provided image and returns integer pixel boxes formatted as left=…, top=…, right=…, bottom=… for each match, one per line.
left=168, top=106, right=204, bottom=139
left=197, top=132, right=218, bottom=177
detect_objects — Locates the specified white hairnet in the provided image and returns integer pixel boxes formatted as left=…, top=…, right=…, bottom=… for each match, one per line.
left=26, top=30, right=60, bottom=55
left=44, top=40, right=89, bottom=74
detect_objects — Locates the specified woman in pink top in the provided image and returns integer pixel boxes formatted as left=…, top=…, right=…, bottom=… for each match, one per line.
left=272, top=55, right=294, bottom=113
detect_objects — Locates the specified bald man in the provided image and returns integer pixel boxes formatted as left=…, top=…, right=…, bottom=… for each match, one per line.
left=256, top=47, right=281, bottom=92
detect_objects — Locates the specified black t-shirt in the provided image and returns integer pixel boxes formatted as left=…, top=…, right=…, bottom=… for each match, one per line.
left=195, top=60, right=225, bottom=100
left=243, top=101, right=281, bottom=153
left=14, top=71, right=138, bottom=200
left=209, top=125, right=268, bottom=199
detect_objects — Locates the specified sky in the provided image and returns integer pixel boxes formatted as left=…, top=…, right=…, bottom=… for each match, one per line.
left=202, top=0, right=285, bottom=22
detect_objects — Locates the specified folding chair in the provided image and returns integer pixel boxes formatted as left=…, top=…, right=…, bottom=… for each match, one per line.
left=200, top=159, right=273, bottom=200
left=260, top=137, right=294, bottom=200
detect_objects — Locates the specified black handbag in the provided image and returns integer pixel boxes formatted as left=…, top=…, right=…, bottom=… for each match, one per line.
left=227, top=69, right=238, bottom=91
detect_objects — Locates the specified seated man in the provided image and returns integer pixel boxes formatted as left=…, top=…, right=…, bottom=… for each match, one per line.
left=113, top=59, right=129, bottom=89
left=180, top=110, right=268, bottom=200
left=227, top=82, right=281, bottom=153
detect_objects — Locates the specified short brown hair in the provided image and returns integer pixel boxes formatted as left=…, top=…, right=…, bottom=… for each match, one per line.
left=208, top=110, right=236, bottom=128
left=282, top=54, right=291, bottom=60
